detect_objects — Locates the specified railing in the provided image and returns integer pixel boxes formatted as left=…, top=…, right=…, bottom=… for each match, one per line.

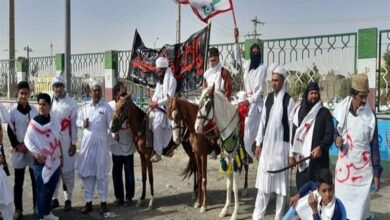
left=262, top=33, right=357, bottom=100
left=0, top=59, right=16, bottom=98
left=28, top=56, right=55, bottom=77
left=70, top=52, right=105, bottom=98
left=378, top=29, right=390, bottom=112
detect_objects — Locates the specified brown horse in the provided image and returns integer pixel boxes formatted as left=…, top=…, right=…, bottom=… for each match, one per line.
left=166, top=95, right=250, bottom=214
left=110, top=94, right=197, bottom=209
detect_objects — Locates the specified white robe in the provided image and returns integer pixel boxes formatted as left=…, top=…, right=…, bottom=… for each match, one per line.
left=0, top=165, right=12, bottom=206
left=333, top=97, right=375, bottom=220
left=255, top=87, right=294, bottom=196
left=24, top=118, right=62, bottom=183
left=8, top=104, right=38, bottom=169
left=242, top=60, right=267, bottom=158
left=51, top=94, right=78, bottom=173
left=108, top=101, right=135, bottom=156
left=150, top=68, right=176, bottom=155
left=203, top=62, right=225, bottom=92
left=76, top=99, right=112, bottom=180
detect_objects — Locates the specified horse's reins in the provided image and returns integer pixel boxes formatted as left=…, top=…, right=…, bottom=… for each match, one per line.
left=197, top=94, right=239, bottom=140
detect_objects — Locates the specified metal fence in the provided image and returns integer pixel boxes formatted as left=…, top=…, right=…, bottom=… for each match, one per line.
left=378, top=29, right=390, bottom=112
left=0, top=59, right=16, bottom=98
left=70, top=52, right=105, bottom=99
left=0, top=30, right=387, bottom=111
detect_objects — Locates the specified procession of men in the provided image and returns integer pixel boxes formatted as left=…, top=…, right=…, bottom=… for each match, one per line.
left=0, top=16, right=386, bottom=219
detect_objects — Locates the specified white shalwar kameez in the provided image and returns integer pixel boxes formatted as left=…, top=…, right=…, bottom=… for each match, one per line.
left=51, top=94, right=78, bottom=201
left=76, top=99, right=112, bottom=202
left=150, top=68, right=176, bottom=155
left=0, top=163, right=13, bottom=220
left=108, top=101, right=135, bottom=156
left=242, top=60, right=267, bottom=158
left=203, top=62, right=225, bottom=92
left=8, top=105, right=38, bottom=169
left=333, top=97, right=375, bottom=220
left=253, top=86, right=294, bottom=220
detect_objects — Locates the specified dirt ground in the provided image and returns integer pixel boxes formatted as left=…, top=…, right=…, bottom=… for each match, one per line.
left=2, top=143, right=390, bottom=220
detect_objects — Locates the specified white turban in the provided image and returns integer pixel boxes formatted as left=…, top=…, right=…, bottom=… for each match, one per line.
left=272, top=64, right=287, bottom=79
left=91, top=80, right=101, bottom=88
left=155, top=57, right=169, bottom=68
left=52, top=75, right=65, bottom=87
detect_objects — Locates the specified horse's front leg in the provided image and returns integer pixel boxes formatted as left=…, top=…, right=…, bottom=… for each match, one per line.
left=146, top=152, right=154, bottom=210
left=231, top=171, right=239, bottom=220
left=200, top=154, right=207, bottom=213
left=219, top=171, right=232, bottom=218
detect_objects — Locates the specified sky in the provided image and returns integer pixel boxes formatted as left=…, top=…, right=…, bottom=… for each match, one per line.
left=0, top=0, right=389, bottom=59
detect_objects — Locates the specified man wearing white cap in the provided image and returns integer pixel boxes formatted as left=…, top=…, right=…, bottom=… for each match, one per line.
left=49, top=75, right=78, bottom=211
left=148, top=57, right=176, bottom=162
left=76, top=80, right=113, bottom=214
left=333, top=73, right=382, bottom=220
left=253, top=65, right=295, bottom=220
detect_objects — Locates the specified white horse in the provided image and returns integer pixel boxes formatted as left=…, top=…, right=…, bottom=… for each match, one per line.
left=194, top=85, right=241, bottom=220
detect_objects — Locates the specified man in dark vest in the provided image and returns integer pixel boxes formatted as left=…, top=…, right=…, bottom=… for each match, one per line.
left=290, top=82, right=334, bottom=191
left=253, top=64, right=295, bottom=220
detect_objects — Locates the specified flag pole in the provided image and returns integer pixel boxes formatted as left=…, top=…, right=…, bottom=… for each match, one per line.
left=230, top=3, right=243, bottom=75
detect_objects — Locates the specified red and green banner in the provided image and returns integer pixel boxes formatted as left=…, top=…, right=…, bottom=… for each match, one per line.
left=177, top=0, right=233, bottom=23
left=129, top=25, right=210, bottom=93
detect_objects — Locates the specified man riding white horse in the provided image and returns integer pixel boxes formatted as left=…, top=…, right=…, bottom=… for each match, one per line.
left=203, top=47, right=233, bottom=159
left=149, top=57, right=177, bottom=163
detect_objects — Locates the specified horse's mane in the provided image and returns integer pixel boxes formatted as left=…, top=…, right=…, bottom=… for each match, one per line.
left=200, top=88, right=238, bottom=139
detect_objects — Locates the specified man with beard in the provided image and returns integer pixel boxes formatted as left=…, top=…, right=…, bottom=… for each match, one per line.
left=253, top=65, right=295, bottom=220
left=76, top=81, right=113, bottom=215
left=289, top=82, right=334, bottom=190
left=149, top=57, right=177, bottom=163
left=333, top=74, right=382, bottom=220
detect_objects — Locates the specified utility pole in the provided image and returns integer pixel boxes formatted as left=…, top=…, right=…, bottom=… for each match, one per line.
left=246, top=16, right=264, bottom=39
left=8, top=0, right=15, bottom=98
left=65, top=0, right=71, bottom=93
left=176, top=2, right=181, bottom=44
left=153, top=37, right=159, bottom=49
left=24, top=45, right=33, bottom=76
left=50, top=42, right=53, bottom=57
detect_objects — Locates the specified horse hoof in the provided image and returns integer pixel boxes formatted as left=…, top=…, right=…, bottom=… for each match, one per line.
left=230, top=213, right=238, bottom=220
left=219, top=208, right=227, bottom=218
left=148, top=197, right=154, bottom=210
left=193, top=202, right=200, bottom=208
left=200, top=206, right=207, bottom=213
left=241, top=188, right=248, bottom=197
left=136, top=199, right=144, bottom=207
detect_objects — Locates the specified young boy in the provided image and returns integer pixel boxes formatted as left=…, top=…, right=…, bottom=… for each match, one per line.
left=287, top=169, right=345, bottom=220
left=7, top=81, right=38, bottom=219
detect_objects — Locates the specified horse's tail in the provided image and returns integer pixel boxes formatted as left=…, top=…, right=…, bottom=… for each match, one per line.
left=181, top=141, right=197, bottom=179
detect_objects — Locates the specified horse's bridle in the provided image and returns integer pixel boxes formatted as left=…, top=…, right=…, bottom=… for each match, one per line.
left=169, top=105, right=189, bottom=141
left=196, top=93, right=239, bottom=140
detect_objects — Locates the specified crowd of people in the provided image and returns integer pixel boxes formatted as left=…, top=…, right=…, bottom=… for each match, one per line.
left=0, top=39, right=384, bottom=220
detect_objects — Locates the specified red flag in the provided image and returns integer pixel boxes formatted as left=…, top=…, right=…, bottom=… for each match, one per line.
left=177, top=0, right=233, bottom=23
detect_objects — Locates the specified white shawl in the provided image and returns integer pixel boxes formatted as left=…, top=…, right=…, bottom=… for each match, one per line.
left=261, top=86, right=286, bottom=171
left=333, top=96, right=375, bottom=141
left=24, top=118, right=62, bottom=183
left=292, top=100, right=323, bottom=171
